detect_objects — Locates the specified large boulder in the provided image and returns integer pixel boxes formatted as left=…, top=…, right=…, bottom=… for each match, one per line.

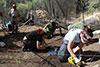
left=81, top=13, right=100, bottom=30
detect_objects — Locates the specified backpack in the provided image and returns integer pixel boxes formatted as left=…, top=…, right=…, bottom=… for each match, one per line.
left=6, top=23, right=12, bottom=31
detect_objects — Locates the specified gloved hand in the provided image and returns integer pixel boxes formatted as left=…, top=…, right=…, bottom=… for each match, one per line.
left=42, top=44, right=48, bottom=48
left=74, top=57, right=81, bottom=63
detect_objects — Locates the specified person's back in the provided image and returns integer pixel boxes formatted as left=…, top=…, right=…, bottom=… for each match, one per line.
left=43, top=22, right=60, bottom=36
left=25, top=10, right=34, bottom=25
left=64, top=28, right=83, bottom=42
left=22, top=29, right=49, bottom=51
left=25, top=30, right=42, bottom=43
left=24, top=29, right=43, bottom=49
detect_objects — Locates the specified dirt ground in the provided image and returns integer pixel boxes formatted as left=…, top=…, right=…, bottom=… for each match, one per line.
left=0, top=25, right=100, bottom=67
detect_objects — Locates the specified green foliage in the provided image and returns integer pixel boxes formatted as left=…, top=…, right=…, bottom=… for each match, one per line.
left=16, top=0, right=44, bottom=18
left=0, top=0, right=6, bottom=12
left=17, top=3, right=28, bottom=18
left=1, top=0, right=100, bottom=21
left=86, top=0, right=100, bottom=13
left=76, top=0, right=89, bottom=13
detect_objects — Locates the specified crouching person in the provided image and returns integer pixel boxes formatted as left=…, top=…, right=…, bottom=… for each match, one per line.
left=58, top=26, right=93, bottom=65
left=22, top=29, right=49, bottom=52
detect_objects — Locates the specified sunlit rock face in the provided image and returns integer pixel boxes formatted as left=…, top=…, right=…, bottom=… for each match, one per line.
left=81, top=13, right=100, bottom=30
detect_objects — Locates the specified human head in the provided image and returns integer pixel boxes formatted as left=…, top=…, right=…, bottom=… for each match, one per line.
left=44, top=29, right=51, bottom=35
left=83, top=25, right=93, bottom=33
left=80, top=33, right=90, bottom=43
left=30, top=10, right=34, bottom=15
left=51, top=22, right=56, bottom=27
left=81, top=28, right=93, bottom=43
left=83, top=25, right=93, bottom=37
left=36, top=29, right=49, bottom=38
left=42, top=32, right=49, bottom=38
left=12, top=3, right=16, bottom=8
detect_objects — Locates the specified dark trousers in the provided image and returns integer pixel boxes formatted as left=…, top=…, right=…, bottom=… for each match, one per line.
left=11, top=20, right=18, bottom=33
left=23, top=40, right=36, bottom=51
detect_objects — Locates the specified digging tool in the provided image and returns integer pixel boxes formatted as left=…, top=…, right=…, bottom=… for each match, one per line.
left=22, top=18, right=32, bottom=27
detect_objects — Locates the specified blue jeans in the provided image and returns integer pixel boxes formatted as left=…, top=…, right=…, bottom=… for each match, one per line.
left=58, top=43, right=82, bottom=62
left=11, top=20, right=18, bottom=33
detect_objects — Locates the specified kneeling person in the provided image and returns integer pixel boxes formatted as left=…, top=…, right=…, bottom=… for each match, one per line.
left=22, top=29, right=49, bottom=51
left=58, top=26, right=92, bottom=64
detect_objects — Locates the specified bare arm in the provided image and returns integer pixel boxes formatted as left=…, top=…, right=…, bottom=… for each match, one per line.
left=67, top=40, right=84, bottom=62
left=36, top=41, right=46, bottom=50
left=67, top=40, right=76, bottom=58
left=43, top=25, right=47, bottom=30
left=73, top=43, right=84, bottom=53
left=42, top=37, right=48, bottom=45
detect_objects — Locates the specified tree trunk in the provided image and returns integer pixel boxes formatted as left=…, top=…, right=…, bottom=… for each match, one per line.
left=55, top=0, right=65, bottom=17
left=48, top=0, right=51, bottom=16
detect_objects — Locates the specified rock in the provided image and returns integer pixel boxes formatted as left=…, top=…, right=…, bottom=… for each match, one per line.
left=81, top=13, right=100, bottom=30
left=93, top=30, right=100, bottom=34
left=93, top=64, right=100, bottom=67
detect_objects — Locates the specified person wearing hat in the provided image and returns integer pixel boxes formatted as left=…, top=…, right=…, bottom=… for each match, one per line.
left=22, top=28, right=49, bottom=52
left=8, top=3, right=20, bottom=34
left=43, top=21, right=62, bottom=38
left=57, top=26, right=93, bottom=64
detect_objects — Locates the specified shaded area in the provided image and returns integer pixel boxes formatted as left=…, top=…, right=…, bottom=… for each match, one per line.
left=0, top=24, right=99, bottom=67
left=82, top=51, right=100, bottom=62
left=0, top=32, right=28, bottom=52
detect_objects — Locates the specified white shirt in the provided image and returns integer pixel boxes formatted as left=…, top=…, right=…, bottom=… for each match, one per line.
left=9, top=8, right=19, bottom=20
left=63, top=28, right=83, bottom=44
left=10, top=8, right=15, bottom=17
